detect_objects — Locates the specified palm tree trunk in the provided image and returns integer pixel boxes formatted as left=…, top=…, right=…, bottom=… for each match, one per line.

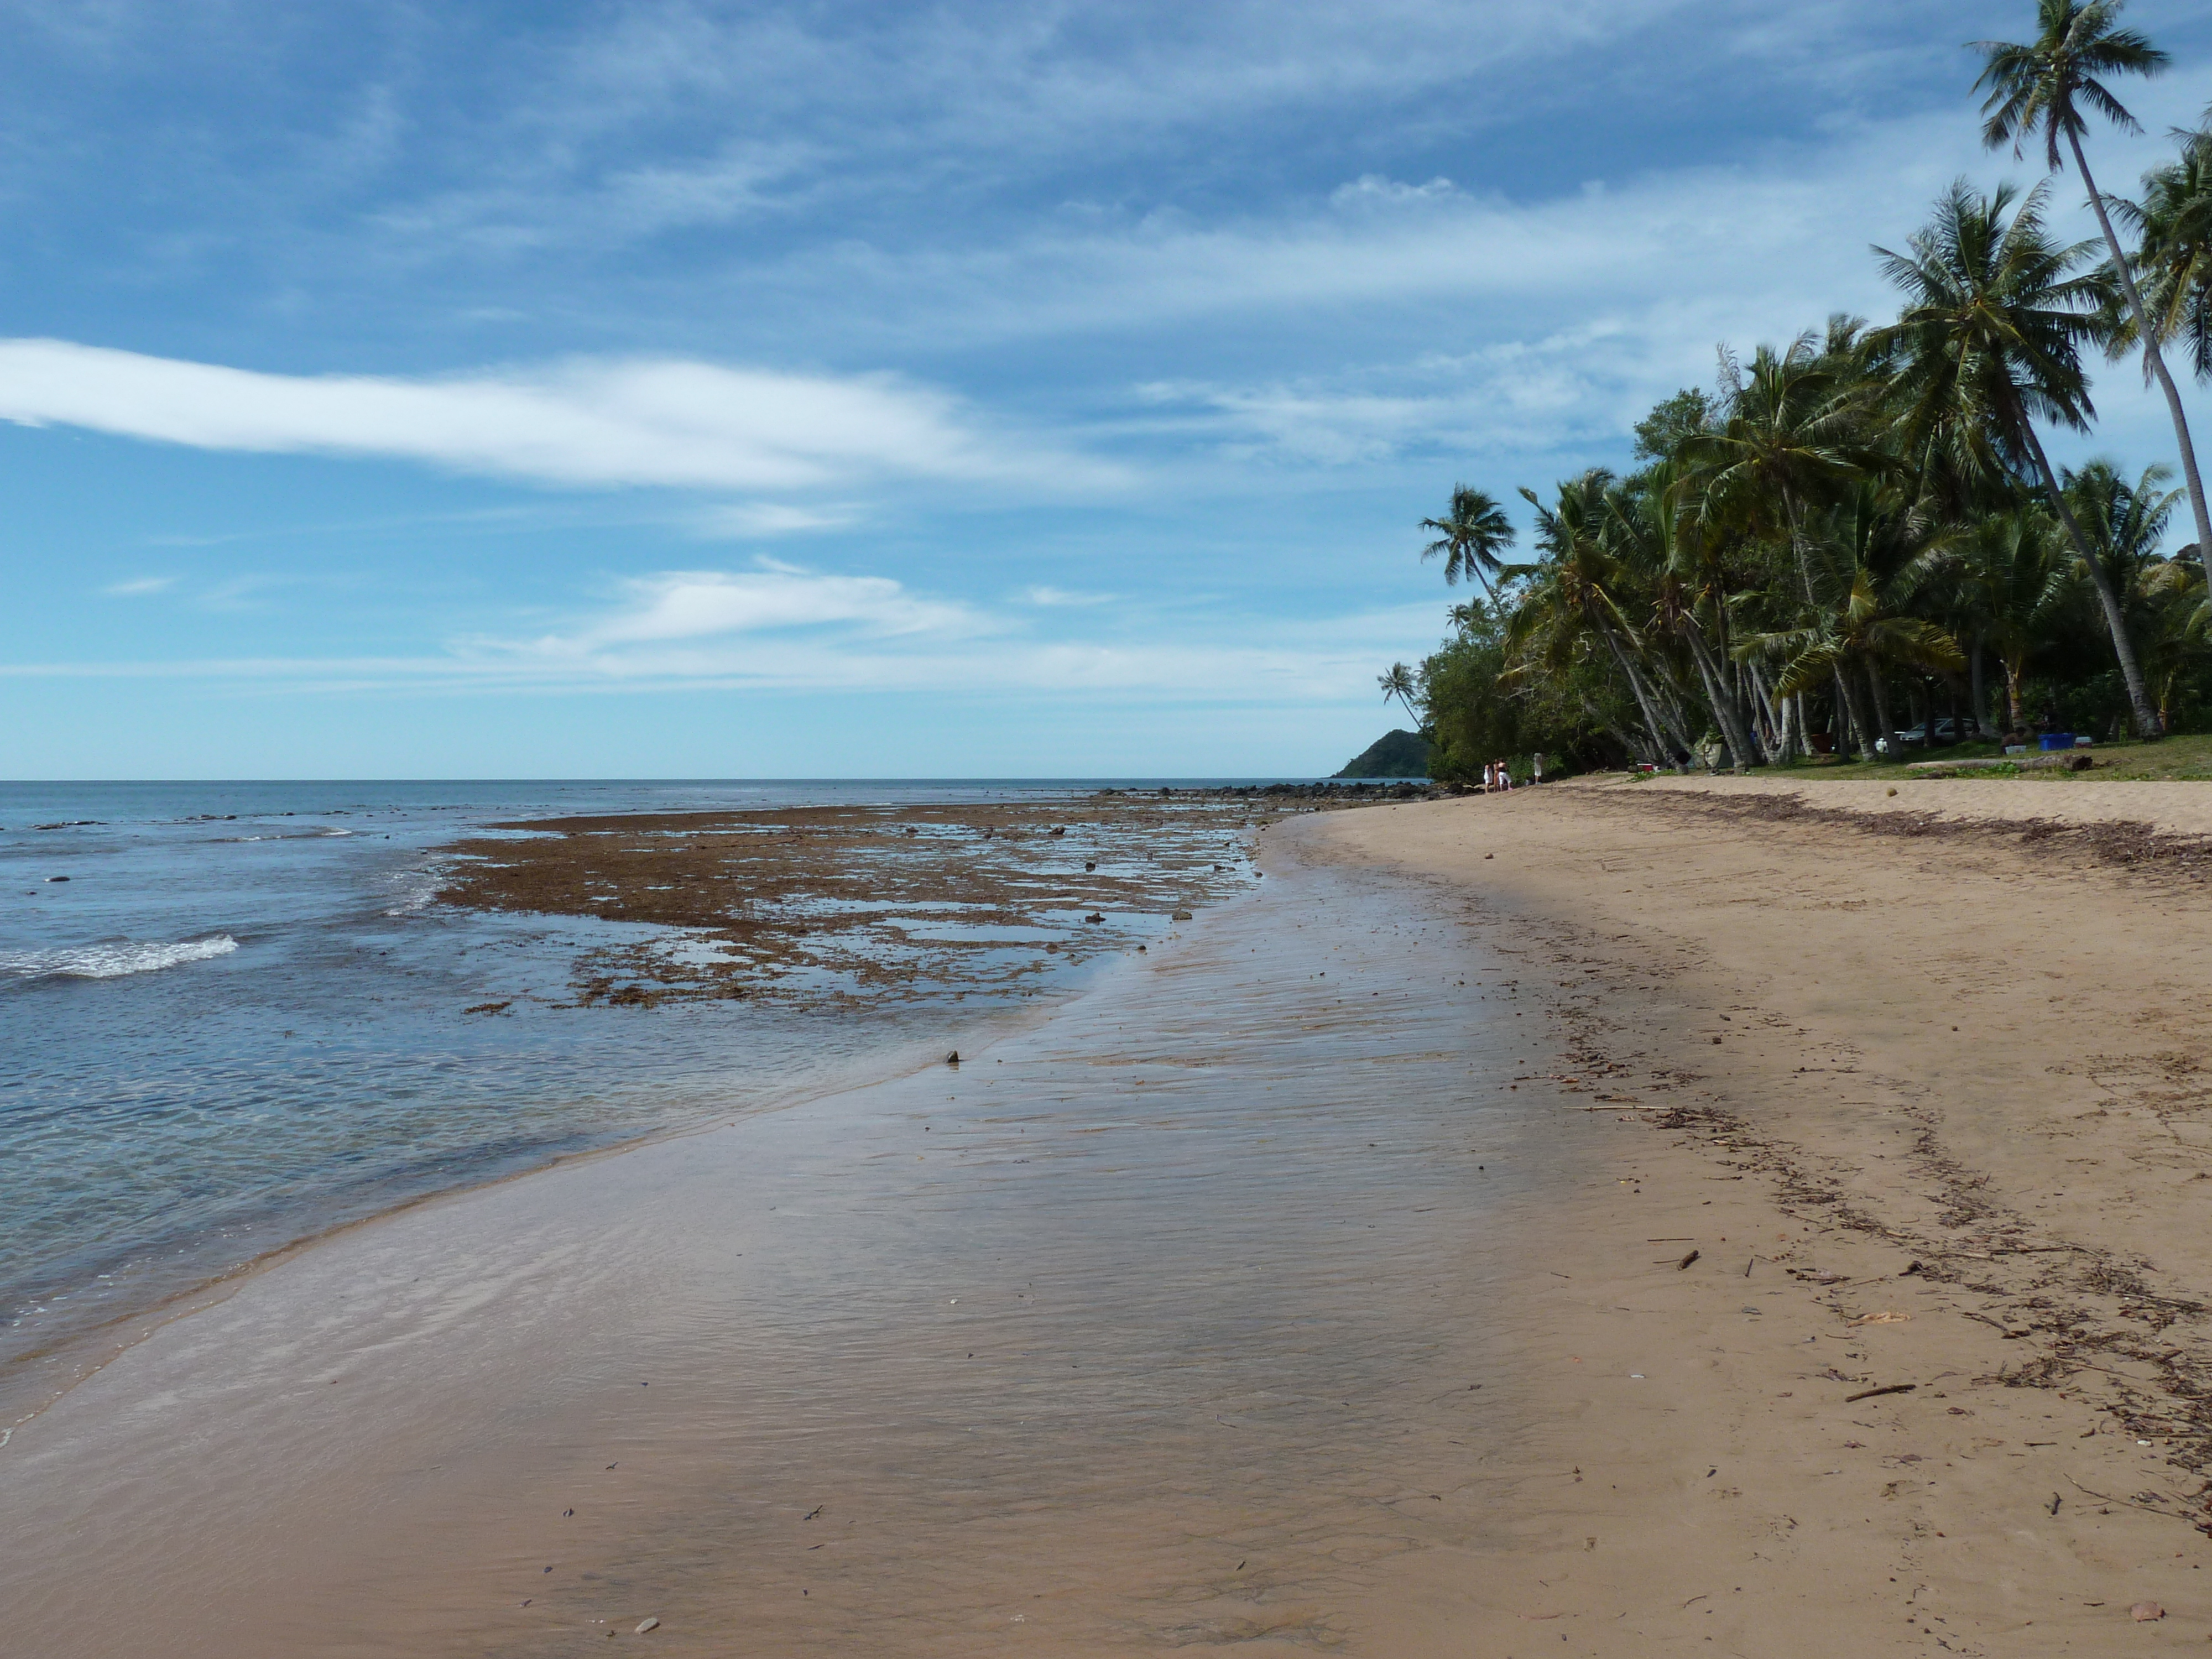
left=1682, top=629, right=1756, bottom=770
left=2013, top=405, right=2163, bottom=737
left=1745, top=658, right=1795, bottom=764
left=1834, top=665, right=1875, bottom=760
left=1866, top=660, right=1898, bottom=758
left=2004, top=659, right=2025, bottom=731
left=1970, top=626, right=1991, bottom=737
left=1598, top=628, right=1681, bottom=769
left=1783, top=493, right=1825, bottom=613
left=2070, top=132, right=2212, bottom=577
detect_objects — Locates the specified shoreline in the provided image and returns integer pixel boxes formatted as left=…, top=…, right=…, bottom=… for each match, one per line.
left=2, top=842, right=1554, bottom=1657
left=1311, top=776, right=2212, bottom=1650
left=15, top=778, right=2212, bottom=1651
left=2, top=790, right=1281, bottom=1431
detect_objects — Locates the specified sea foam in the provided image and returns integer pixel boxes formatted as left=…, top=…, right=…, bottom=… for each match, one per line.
left=2, top=936, right=240, bottom=980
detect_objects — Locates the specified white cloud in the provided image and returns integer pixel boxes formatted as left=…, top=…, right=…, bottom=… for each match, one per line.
left=0, top=339, right=1120, bottom=494
left=1328, top=174, right=1457, bottom=208
left=691, top=502, right=857, bottom=538
left=1019, top=585, right=1114, bottom=607
left=555, top=565, right=993, bottom=647
left=10, top=561, right=1442, bottom=707
left=102, top=575, right=175, bottom=596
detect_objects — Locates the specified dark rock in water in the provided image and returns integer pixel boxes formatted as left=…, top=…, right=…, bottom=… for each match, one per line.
left=946, top=1050, right=960, bottom=1066
left=45, top=875, right=70, bottom=883
left=1084, top=860, right=1096, bottom=872
left=1084, top=912, right=1104, bottom=923
left=1333, top=729, right=1430, bottom=779
left=1171, top=909, right=1193, bottom=921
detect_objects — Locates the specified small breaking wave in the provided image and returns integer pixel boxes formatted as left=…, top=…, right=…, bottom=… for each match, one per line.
left=1, top=936, right=240, bottom=981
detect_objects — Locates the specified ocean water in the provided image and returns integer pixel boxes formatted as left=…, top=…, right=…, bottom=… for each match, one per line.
left=0, top=779, right=1273, bottom=1409
left=2, top=836, right=1567, bottom=1657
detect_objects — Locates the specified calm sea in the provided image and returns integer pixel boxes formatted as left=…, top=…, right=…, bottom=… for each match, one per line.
left=0, top=778, right=1279, bottom=1407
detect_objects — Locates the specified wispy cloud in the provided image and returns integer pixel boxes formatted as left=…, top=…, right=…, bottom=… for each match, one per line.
left=101, top=575, right=175, bottom=596
left=691, top=502, right=857, bottom=538
left=550, top=564, right=994, bottom=648
left=0, top=339, right=1122, bottom=494
left=9, top=559, right=1439, bottom=705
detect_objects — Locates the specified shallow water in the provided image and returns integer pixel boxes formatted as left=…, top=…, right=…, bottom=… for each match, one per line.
left=1, top=831, right=1574, bottom=1657
left=0, top=779, right=1261, bottom=1412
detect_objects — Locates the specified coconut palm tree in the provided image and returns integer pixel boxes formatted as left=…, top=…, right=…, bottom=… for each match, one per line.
left=1377, top=661, right=1423, bottom=730
left=2122, top=126, right=2212, bottom=395
left=1420, top=486, right=1517, bottom=595
left=1872, top=179, right=2158, bottom=735
left=1512, top=474, right=1695, bottom=768
left=1974, top=1, right=2212, bottom=575
left=1742, top=552, right=1965, bottom=760
left=2133, top=555, right=2210, bottom=728
left=1954, top=506, right=2072, bottom=731
left=1598, top=465, right=1761, bottom=768
left=1694, top=333, right=1879, bottom=613
left=2065, top=458, right=2179, bottom=593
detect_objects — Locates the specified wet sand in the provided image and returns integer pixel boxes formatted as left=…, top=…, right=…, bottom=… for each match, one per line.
left=2, top=847, right=1574, bottom=1657
left=17, top=777, right=2212, bottom=1655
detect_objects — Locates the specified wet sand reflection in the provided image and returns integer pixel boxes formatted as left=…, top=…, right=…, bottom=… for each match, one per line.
left=3, top=841, right=1573, bottom=1657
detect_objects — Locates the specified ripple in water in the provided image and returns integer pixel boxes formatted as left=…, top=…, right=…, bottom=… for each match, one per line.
left=0, top=935, right=239, bottom=980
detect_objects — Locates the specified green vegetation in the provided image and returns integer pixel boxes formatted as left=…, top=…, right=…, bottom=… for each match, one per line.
left=1334, top=729, right=1432, bottom=779
left=1387, top=3, right=2212, bottom=785
left=1756, top=729, right=2212, bottom=784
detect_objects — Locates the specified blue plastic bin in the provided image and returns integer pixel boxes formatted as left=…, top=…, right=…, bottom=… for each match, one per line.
left=2038, top=732, right=2075, bottom=751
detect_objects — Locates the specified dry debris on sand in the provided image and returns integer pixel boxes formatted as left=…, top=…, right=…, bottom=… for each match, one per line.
left=1317, top=775, right=2212, bottom=1652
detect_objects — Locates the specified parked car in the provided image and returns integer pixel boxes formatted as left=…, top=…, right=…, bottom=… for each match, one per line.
left=1891, top=717, right=1981, bottom=745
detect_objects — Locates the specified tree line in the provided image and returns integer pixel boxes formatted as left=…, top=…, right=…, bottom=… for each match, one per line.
left=1388, top=2, right=2212, bottom=778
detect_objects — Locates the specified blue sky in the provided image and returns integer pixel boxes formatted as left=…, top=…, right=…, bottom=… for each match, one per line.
left=4, top=0, right=2212, bottom=779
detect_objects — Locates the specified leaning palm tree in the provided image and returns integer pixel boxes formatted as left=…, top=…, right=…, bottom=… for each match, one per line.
left=1974, top=1, right=2212, bottom=573
left=2123, top=126, right=2212, bottom=401
left=2066, top=458, right=2179, bottom=592
left=1512, top=474, right=1695, bottom=768
left=1377, top=662, right=1423, bottom=730
left=1872, top=179, right=2159, bottom=735
left=1600, top=464, right=1760, bottom=768
left=1420, top=486, right=1517, bottom=595
left=1693, top=332, right=1881, bottom=613
left=1745, top=566, right=1965, bottom=760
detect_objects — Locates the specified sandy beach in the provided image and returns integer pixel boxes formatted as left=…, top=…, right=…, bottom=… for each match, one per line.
left=12, top=778, right=2212, bottom=1655
left=1316, top=775, right=2212, bottom=1653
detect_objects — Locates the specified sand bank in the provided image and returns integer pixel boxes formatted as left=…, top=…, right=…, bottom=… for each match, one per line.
left=1313, top=775, right=2212, bottom=1652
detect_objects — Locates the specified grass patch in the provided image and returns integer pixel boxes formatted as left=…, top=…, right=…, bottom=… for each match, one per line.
left=1764, top=733, right=2212, bottom=783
